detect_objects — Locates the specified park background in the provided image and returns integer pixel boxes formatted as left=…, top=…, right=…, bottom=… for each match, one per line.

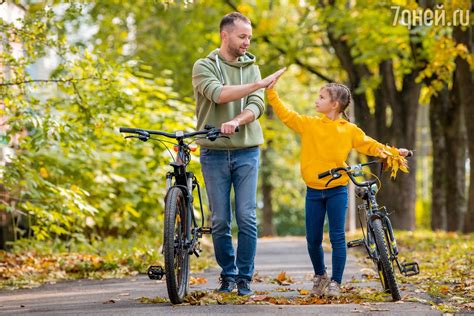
left=0, top=0, right=473, bottom=312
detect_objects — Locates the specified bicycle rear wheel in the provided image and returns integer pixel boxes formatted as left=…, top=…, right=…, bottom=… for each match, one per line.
left=371, top=218, right=401, bottom=301
left=163, top=187, right=190, bottom=304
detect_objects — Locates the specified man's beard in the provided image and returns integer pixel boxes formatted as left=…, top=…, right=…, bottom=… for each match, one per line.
left=229, top=44, right=245, bottom=57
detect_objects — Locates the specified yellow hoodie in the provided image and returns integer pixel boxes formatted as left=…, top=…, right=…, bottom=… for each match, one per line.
left=267, top=89, right=388, bottom=190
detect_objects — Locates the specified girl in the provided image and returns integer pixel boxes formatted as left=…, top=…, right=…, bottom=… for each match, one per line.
left=266, top=73, right=410, bottom=298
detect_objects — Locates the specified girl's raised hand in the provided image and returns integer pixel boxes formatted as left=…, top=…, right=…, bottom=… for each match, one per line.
left=398, top=148, right=412, bottom=157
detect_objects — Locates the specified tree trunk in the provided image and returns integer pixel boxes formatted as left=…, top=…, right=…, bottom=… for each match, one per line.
left=0, top=183, right=15, bottom=250
left=374, top=68, right=420, bottom=230
left=260, top=106, right=276, bottom=237
left=445, top=72, right=467, bottom=231
left=429, top=88, right=448, bottom=230
left=325, top=22, right=420, bottom=230
left=452, top=24, right=474, bottom=233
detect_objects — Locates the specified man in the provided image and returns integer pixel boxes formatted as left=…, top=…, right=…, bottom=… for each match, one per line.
left=192, top=12, right=284, bottom=296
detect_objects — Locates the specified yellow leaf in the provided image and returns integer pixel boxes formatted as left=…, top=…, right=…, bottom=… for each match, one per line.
left=298, top=289, right=310, bottom=295
left=400, top=164, right=409, bottom=173
left=236, top=4, right=252, bottom=16
left=39, top=167, right=49, bottom=178
left=379, top=145, right=410, bottom=179
left=189, top=276, right=207, bottom=285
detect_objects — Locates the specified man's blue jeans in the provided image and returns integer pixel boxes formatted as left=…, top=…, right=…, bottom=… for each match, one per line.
left=305, top=185, right=348, bottom=284
left=200, top=146, right=259, bottom=281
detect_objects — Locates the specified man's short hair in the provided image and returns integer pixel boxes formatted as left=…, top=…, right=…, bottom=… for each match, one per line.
left=220, top=12, right=251, bottom=32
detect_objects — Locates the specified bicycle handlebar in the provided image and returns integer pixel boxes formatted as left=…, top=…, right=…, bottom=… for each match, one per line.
left=318, top=170, right=331, bottom=179
left=317, top=150, right=413, bottom=187
left=119, top=125, right=239, bottom=140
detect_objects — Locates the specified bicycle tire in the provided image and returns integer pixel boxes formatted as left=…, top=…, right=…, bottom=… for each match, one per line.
left=164, top=187, right=190, bottom=304
left=381, top=224, right=398, bottom=294
left=377, top=261, right=391, bottom=293
left=371, top=218, right=401, bottom=301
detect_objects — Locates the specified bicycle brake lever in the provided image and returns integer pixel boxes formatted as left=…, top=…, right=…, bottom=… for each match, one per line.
left=325, top=178, right=335, bottom=187
left=325, top=171, right=342, bottom=187
left=207, top=133, right=219, bottom=141
left=207, top=135, right=229, bottom=141
left=124, top=135, right=149, bottom=142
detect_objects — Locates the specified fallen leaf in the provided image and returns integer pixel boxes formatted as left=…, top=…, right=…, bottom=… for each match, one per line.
left=103, top=299, right=117, bottom=304
left=252, top=295, right=269, bottom=302
left=298, top=289, right=310, bottom=295
left=273, top=271, right=294, bottom=285
left=189, top=276, right=207, bottom=285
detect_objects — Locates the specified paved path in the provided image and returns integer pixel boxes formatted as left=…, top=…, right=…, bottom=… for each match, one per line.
left=0, top=237, right=439, bottom=315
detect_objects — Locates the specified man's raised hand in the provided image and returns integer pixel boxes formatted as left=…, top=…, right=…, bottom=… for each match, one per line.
left=259, top=67, right=287, bottom=89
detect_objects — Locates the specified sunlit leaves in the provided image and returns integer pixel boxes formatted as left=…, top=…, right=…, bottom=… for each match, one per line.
left=1, top=3, right=196, bottom=242
left=378, top=146, right=409, bottom=178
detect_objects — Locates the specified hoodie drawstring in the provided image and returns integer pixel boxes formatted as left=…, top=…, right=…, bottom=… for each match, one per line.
left=215, top=53, right=225, bottom=84
left=240, top=66, right=243, bottom=112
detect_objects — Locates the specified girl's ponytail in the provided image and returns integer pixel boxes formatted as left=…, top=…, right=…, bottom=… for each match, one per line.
left=322, top=83, right=353, bottom=121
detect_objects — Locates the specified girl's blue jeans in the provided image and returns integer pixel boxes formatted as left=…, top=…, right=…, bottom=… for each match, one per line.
left=305, top=185, right=348, bottom=284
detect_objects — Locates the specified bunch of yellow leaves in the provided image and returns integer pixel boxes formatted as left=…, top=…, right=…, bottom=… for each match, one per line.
left=378, top=146, right=409, bottom=179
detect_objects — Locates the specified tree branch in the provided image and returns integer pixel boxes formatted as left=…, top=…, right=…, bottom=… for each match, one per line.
left=0, top=77, right=103, bottom=87
left=225, top=0, right=335, bottom=82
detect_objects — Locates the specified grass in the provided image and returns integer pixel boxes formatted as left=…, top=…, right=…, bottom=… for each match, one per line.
left=347, top=229, right=474, bottom=313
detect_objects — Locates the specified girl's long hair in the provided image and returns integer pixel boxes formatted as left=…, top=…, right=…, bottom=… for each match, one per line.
left=323, top=83, right=352, bottom=121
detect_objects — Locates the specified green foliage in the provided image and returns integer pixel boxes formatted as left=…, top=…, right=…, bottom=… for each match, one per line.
left=1, top=0, right=467, bottom=247
left=1, top=3, right=196, bottom=242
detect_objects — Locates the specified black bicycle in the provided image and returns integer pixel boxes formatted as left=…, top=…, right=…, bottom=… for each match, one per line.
left=119, top=125, right=231, bottom=304
left=318, top=155, right=419, bottom=301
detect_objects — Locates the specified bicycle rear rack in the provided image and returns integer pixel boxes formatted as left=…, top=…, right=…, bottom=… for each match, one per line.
left=147, top=265, right=165, bottom=280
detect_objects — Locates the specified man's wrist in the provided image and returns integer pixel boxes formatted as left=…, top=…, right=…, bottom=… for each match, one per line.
left=232, top=119, right=241, bottom=127
left=254, top=81, right=264, bottom=90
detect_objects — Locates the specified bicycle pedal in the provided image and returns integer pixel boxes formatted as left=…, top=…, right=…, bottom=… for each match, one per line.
left=400, top=262, right=420, bottom=276
left=347, top=239, right=365, bottom=248
left=147, top=265, right=165, bottom=280
left=198, top=227, right=212, bottom=234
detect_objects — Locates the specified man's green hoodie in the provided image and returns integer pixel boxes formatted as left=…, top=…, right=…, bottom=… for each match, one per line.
left=192, top=48, right=265, bottom=149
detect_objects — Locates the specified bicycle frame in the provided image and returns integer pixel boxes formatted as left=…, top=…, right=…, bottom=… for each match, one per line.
left=354, top=175, right=418, bottom=277
left=165, top=138, right=209, bottom=258
left=119, top=125, right=223, bottom=259
left=118, top=125, right=239, bottom=304
left=320, top=160, right=420, bottom=277
left=357, top=182, right=395, bottom=262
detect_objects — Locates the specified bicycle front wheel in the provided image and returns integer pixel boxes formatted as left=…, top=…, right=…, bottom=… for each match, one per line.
left=371, top=218, right=401, bottom=301
left=163, top=187, right=190, bottom=304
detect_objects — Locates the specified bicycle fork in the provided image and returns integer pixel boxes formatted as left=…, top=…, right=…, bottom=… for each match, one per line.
left=347, top=212, right=420, bottom=277
left=382, top=215, right=420, bottom=277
